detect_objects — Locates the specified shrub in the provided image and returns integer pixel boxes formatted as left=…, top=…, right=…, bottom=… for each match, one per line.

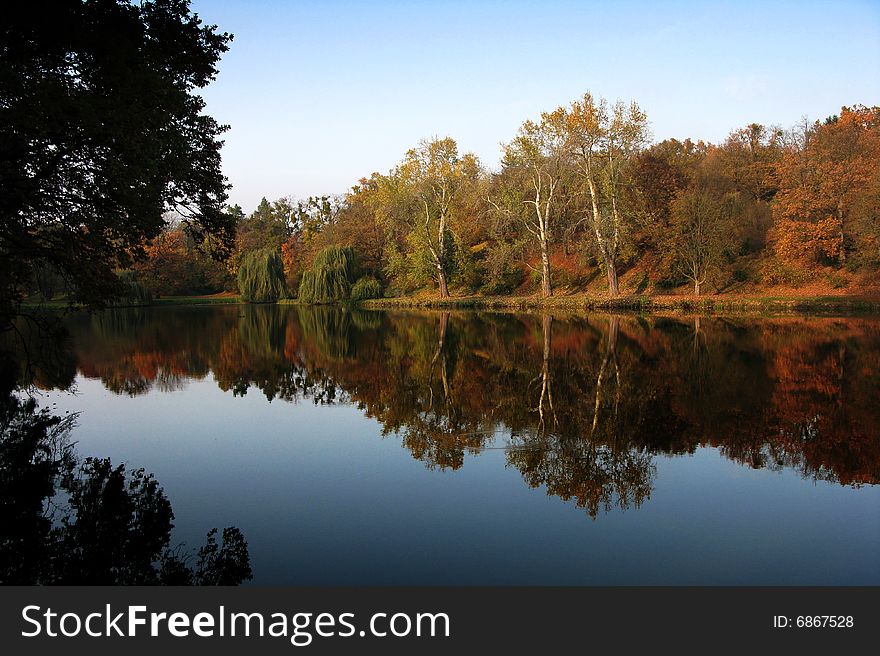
left=350, top=276, right=383, bottom=302
left=237, top=249, right=287, bottom=303
left=480, top=239, right=525, bottom=295
left=759, top=260, right=810, bottom=286
left=529, top=268, right=543, bottom=288
left=826, top=272, right=849, bottom=289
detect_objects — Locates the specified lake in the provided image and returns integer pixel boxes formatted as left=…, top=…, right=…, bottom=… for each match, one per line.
left=20, top=305, right=880, bottom=584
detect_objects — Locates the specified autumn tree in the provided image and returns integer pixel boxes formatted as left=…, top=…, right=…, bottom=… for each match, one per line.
left=292, top=196, right=340, bottom=235
left=668, top=186, right=728, bottom=295
left=553, top=93, right=649, bottom=296
left=134, top=227, right=232, bottom=296
left=390, top=137, right=481, bottom=297
left=310, top=177, right=387, bottom=281
left=631, top=139, right=706, bottom=279
left=278, top=195, right=343, bottom=289
left=490, top=118, right=568, bottom=297
left=701, top=123, right=782, bottom=256
left=771, top=106, right=880, bottom=267
left=720, top=123, right=783, bottom=204
left=848, top=167, right=880, bottom=268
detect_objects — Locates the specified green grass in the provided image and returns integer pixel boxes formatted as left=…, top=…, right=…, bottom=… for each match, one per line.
left=22, top=292, right=880, bottom=316
left=152, top=295, right=243, bottom=306
left=20, top=298, right=75, bottom=310
left=22, top=294, right=245, bottom=309
left=362, top=293, right=880, bottom=316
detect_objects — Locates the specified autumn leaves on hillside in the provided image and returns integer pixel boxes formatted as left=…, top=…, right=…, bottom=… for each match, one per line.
left=123, top=98, right=879, bottom=302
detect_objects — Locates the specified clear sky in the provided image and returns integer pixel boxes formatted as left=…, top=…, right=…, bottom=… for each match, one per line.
left=191, top=0, right=880, bottom=212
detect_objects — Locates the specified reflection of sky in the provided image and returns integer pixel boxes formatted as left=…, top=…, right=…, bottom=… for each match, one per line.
left=42, top=374, right=880, bottom=585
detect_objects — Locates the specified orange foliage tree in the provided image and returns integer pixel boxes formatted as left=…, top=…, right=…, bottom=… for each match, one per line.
left=133, top=228, right=232, bottom=296
left=771, top=106, right=880, bottom=267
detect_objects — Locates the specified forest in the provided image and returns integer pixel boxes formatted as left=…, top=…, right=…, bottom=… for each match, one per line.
left=64, top=98, right=880, bottom=307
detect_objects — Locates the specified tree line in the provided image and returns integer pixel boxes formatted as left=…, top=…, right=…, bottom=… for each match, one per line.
left=5, top=2, right=878, bottom=317
left=122, top=98, right=879, bottom=303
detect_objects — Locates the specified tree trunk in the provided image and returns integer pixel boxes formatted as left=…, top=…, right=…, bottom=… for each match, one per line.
left=592, top=315, right=620, bottom=436
left=437, top=266, right=449, bottom=298
left=436, top=209, right=450, bottom=297
left=537, top=314, right=555, bottom=432
left=438, top=312, right=450, bottom=400
left=694, top=280, right=701, bottom=296
left=428, top=312, right=450, bottom=410
left=541, top=244, right=552, bottom=297
left=603, top=254, right=619, bottom=297
left=608, top=315, right=619, bottom=353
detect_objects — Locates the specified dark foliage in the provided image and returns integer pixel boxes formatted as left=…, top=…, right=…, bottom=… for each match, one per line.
left=0, top=357, right=252, bottom=584
left=0, top=0, right=234, bottom=324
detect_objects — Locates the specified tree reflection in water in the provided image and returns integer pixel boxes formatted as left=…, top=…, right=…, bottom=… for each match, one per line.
left=508, top=315, right=656, bottom=517
left=18, top=305, right=880, bottom=522
left=0, top=340, right=252, bottom=585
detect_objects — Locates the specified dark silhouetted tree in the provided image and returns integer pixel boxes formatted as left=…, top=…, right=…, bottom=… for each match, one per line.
left=1, top=0, right=234, bottom=325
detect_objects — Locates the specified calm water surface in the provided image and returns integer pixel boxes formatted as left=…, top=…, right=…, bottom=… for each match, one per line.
left=32, top=306, right=880, bottom=584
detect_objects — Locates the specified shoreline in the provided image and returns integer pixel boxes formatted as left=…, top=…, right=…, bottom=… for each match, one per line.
left=22, top=293, right=880, bottom=316
left=361, top=293, right=880, bottom=316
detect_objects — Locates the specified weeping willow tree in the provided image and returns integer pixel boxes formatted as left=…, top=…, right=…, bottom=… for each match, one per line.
left=109, top=270, right=152, bottom=307
left=237, top=248, right=287, bottom=303
left=298, top=247, right=358, bottom=304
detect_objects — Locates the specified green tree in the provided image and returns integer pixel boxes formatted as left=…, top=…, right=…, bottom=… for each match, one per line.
left=350, top=276, right=383, bottom=302
left=392, top=137, right=481, bottom=297
left=490, top=118, right=568, bottom=297
left=298, top=246, right=358, bottom=304
left=237, top=249, right=287, bottom=303
left=0, top=0, right=234, bottom=325
left=233, top=197, right=292, bottom=271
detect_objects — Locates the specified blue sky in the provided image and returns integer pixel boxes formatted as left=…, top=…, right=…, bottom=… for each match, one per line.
left=191, top=0, right=880, bottom=212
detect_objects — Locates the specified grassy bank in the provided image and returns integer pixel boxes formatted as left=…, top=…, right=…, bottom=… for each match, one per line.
left=23, top=293, right=880, bottom=315
left=152, top=294, right=242, bottom=306
left=362, top=293, right=880, bottom=316
left=22, top=294, right=244, bottom=310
